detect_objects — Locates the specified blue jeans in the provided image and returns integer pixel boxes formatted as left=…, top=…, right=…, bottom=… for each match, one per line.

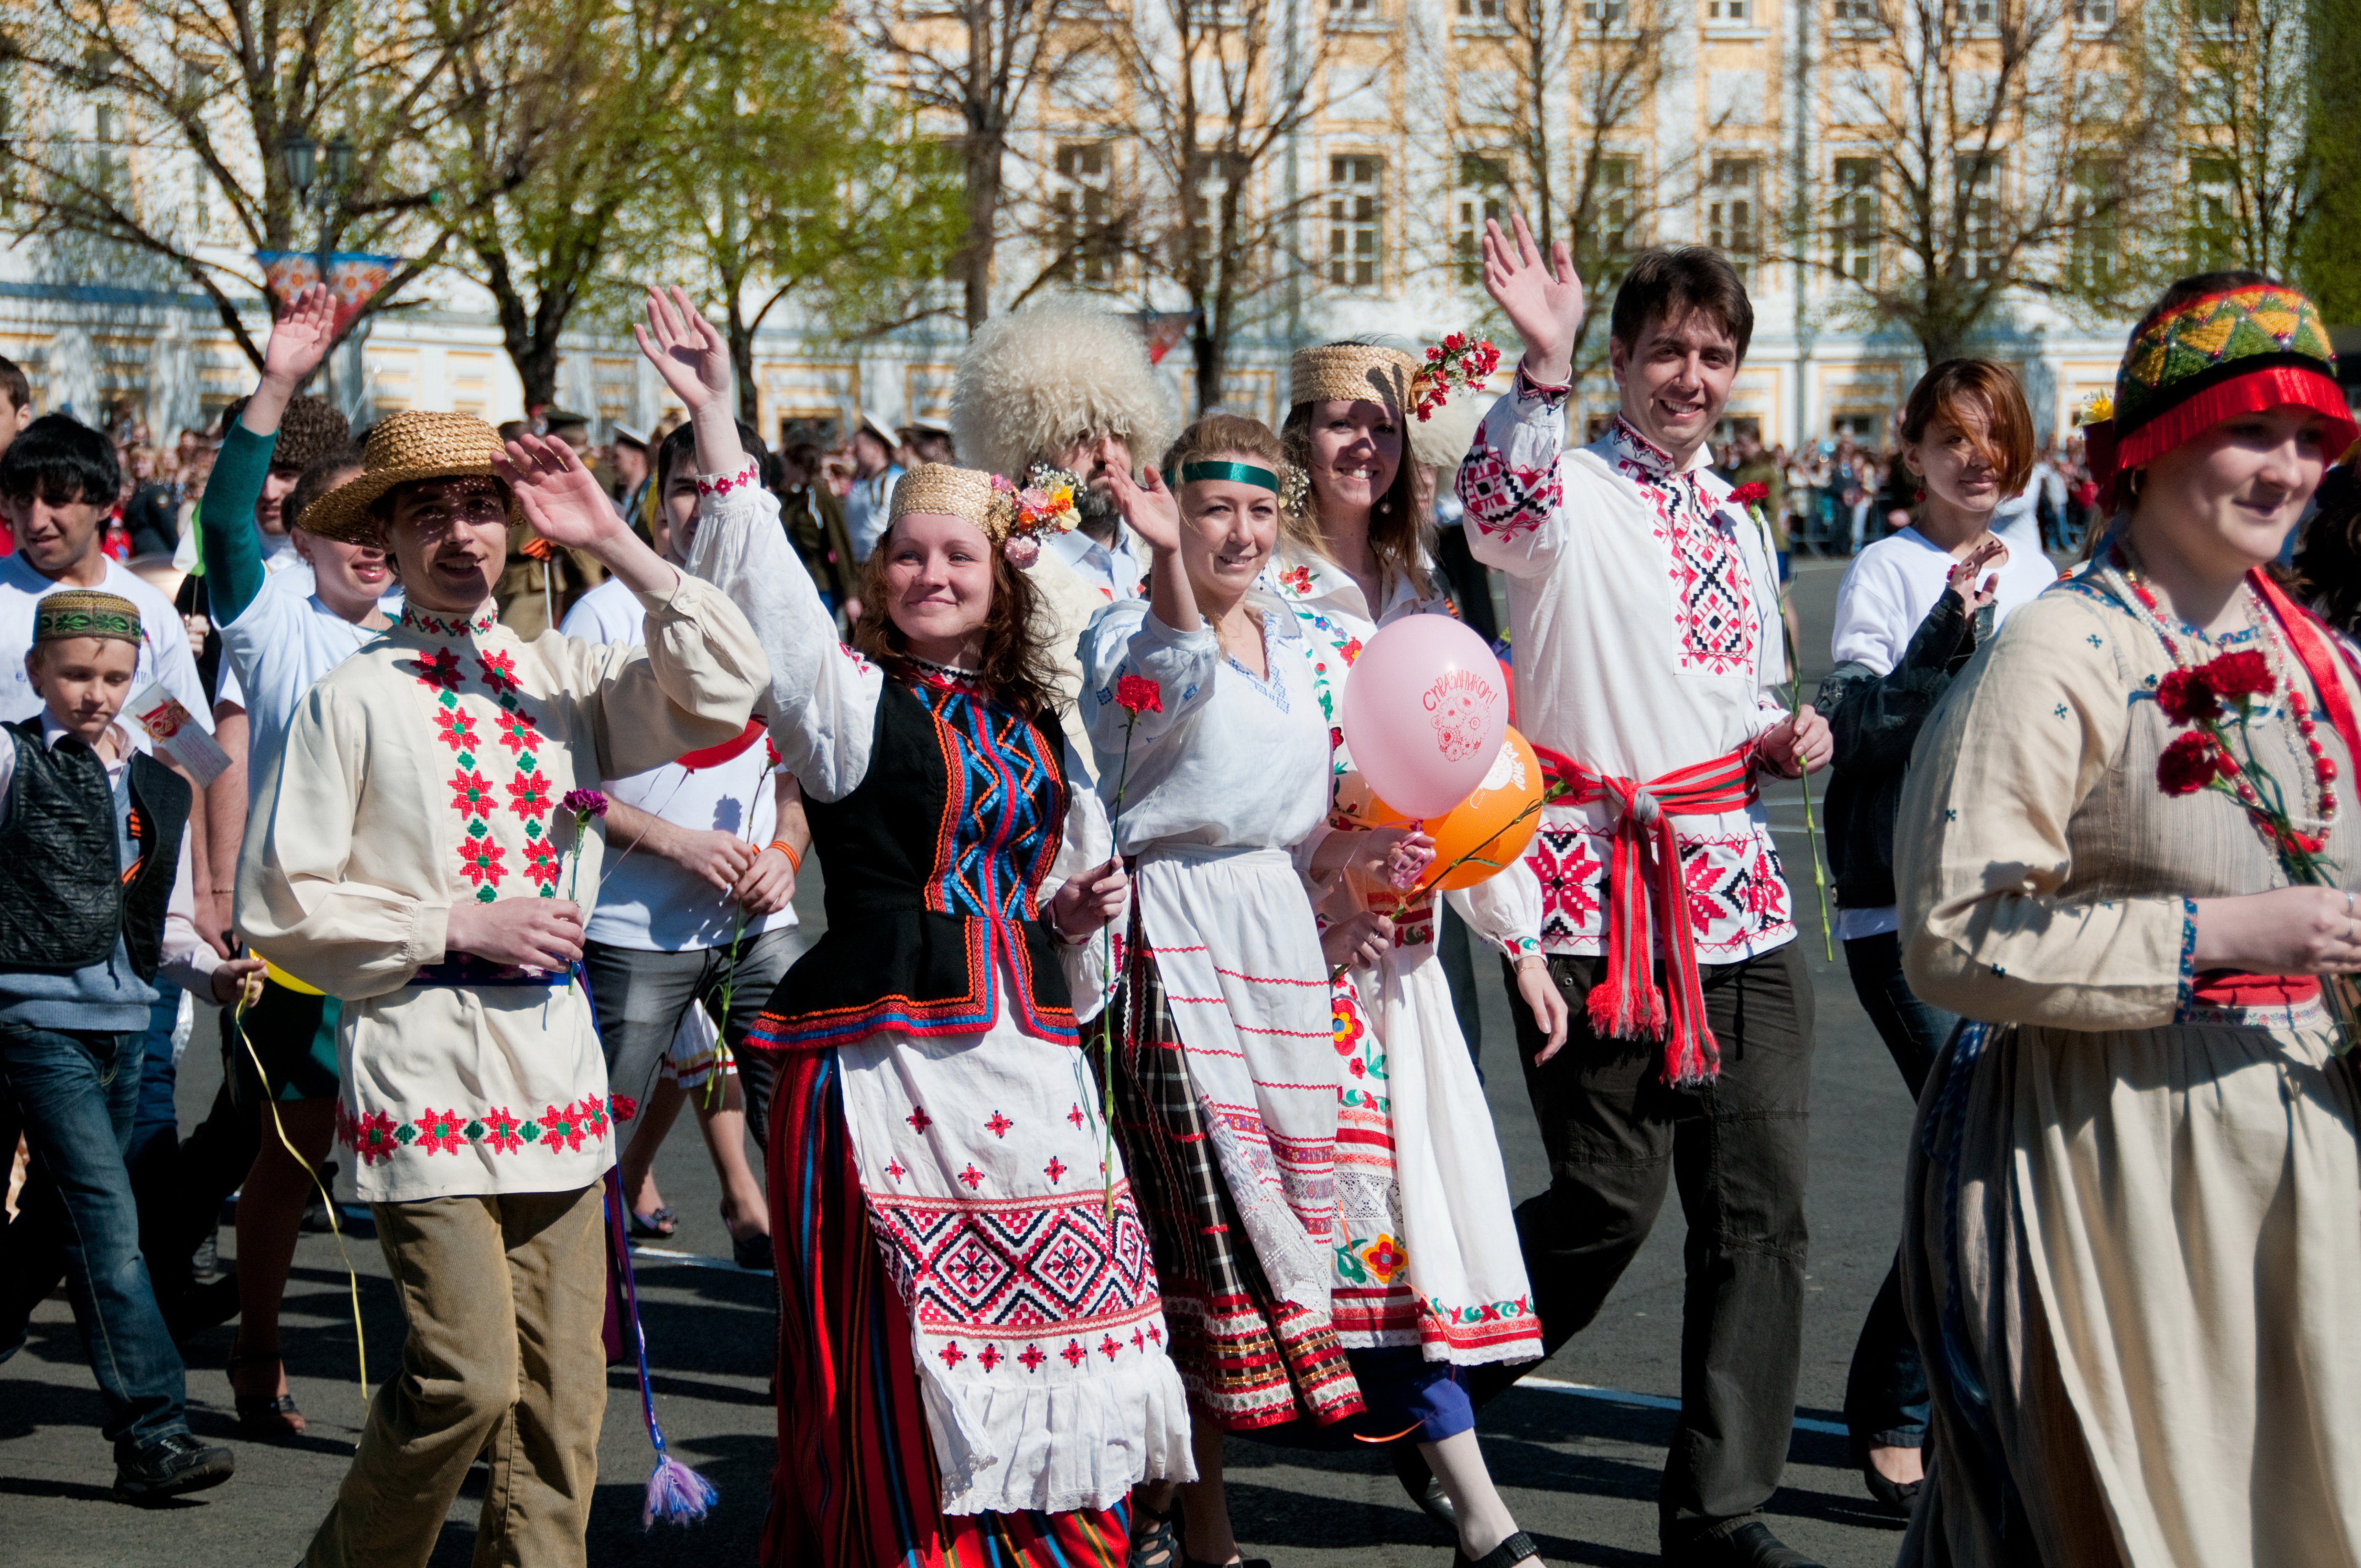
left=1840, top=933, right=1953, bottom=1460
left=0, top=1022, right=190, bottom=1449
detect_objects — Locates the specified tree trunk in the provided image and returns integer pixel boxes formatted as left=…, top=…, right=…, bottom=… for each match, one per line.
left=725, top=273, right=760, bottom=431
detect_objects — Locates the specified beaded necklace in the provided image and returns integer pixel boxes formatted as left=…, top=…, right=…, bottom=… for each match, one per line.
left=904, top=653, right=983, bottom=685
left=2107, top=541, right=2340, bottom=844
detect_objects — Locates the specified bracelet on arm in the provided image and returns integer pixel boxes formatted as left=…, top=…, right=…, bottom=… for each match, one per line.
left=769, top=838, right=803, bottom=873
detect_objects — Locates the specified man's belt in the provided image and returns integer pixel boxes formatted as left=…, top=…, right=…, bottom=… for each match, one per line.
left=1530, top=743, right=1757, bottom=1085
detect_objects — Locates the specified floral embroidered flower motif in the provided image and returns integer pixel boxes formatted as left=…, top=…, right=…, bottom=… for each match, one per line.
left=406, top=646, right=465, bottom=692
left=414, top=1108, right=466, bottom=1155
left=434, top=707, right=480, bottom=752
left=347, top=1108, right=401, bottom=1166
left=1043, top=1155, right=1067, bottom=1183
left=958, top=1163, right=986, bottom=1190
left=456, top=838, right=507, bottom=889
left=1339, top=636, right=1364, bottom=666
left=1060, top=1339, right=1088, bottom=1367
left=449, top=769, right=497, bottom=819
left=475, top=649, right=520, bottom=693
left=984, top=1110, right=1014, bottom=1139
left=1278, top=564, right=1314, bottom=596
left=938, top=1341, right=965, bottom=1368
left=522, top=840, right=563, bottom=890
left=1067, top=1103, right=1086, bottom=1130
left=1331, top=989, right=1366, bottom=1056
left=1360, top=1234, right=1406, bottom=1283
left=507, top=770, right=553, bottom=819
left=1098, top=1334, right=1123, bottom=1360
left=909, top=1105, right=933, bottom=1133
left=541, top=1103, right=585, bottom=1153
left=480, top=1106, right=524, bottom=1153
left=496, top=711, right=541, bottom=754
left=1019, top=1343, right=1047, bottom=1371
left=977, top=1344, right=1003, bottom=1371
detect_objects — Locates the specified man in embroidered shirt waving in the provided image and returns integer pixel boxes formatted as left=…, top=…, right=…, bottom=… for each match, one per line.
left=1454, top=222, right=1833, bottom=1568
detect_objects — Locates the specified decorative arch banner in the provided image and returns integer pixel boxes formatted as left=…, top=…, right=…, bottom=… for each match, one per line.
left=254, top=251, right=401, bottom=333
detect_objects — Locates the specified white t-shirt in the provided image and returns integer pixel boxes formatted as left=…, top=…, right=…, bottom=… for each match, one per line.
left=559, top=578, right=794, bottom=950
left=0, top=555, right=214, bottom=743
left=1828, top=525, right=2059, bottom=938
left=218, top=568, right=402, bottom=792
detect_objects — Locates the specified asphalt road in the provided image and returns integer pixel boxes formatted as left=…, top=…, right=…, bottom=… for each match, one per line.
left=0, top=556, right=1927, bottom=1567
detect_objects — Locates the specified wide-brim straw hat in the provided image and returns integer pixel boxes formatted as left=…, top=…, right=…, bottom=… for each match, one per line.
left=300, top=410, right=520, bottom=546
left=1291, top=342, right=1418, bottom=414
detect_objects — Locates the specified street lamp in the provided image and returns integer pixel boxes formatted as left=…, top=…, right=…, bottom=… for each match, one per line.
left=278, top=131, right=352, bottom=404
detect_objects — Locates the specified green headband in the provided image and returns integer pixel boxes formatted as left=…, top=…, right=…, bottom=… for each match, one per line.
left=1178, top=460, right=1279, bottom=493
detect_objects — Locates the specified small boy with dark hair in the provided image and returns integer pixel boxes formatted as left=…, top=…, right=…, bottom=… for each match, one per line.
left=0, top=590, right=261, bottom=1500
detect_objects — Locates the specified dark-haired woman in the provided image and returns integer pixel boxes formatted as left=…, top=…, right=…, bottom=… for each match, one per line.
left=1264, top=341, right=1564, bottom=1568
left=2295, top=463, right=2360, bottom=649
left=1814, top=359, right=2059, bottom=1511
left=637, top=288, right=1192, bottom=1567
left=1896, top=273, right=2361, bottom=1565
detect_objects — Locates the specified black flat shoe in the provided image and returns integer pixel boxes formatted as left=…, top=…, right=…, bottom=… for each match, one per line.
left=1392, top=1443, right=1458, bottom=1533
left=1662, top=1520, right=1825, bottom=1568
left=1862, top=1466, right=1922, bottom=1517
left=732, top=1231, right=774, bottom=1271
left=115, top=1432, right=235, bottom=1504
left=1454, top=1529, right=1541, bottom=1568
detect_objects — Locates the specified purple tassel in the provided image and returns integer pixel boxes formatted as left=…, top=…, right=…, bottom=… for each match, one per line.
left=641, top=1451, right=719, bottom=1530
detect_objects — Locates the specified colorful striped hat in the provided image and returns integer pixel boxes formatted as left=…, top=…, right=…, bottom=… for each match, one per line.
left=2096, top=280, right=2357, bottom=489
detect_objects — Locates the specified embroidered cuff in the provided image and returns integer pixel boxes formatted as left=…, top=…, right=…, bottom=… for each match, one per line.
left=1514, top=364, right=1571, bottom=411
left=2173, top=895, right=2199, bottom=1022
left=694, top=460, right=763, bottom=499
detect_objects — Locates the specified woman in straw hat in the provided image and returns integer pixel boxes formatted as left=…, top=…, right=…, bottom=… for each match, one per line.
left=237, top=392, right=769, bottom=1566
left=632, top=287, right=1192, bottom=1567
left=1894, top=270, right=2361, bottom=1565
left=1255, top=340, right=1564, bottom=1568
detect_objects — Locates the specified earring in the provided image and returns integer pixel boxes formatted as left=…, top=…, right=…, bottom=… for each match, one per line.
left=1914, top=487, right=1926, bottom=503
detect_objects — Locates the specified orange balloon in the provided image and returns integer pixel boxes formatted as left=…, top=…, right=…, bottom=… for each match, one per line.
left=1354, top=727, right=1544, bottom=891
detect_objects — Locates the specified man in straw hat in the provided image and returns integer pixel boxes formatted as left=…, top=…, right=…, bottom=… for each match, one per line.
left=1456, top=222, right=1833, bottom=1568
left=236, top=406, right=768, bottom=1567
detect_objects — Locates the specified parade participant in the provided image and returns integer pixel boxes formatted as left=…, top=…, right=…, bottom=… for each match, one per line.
left=238, top=403, right=766, bottom=1568
left=193, top=285, right=398, bottom=1438
left=1266, top=337, right=1562, bottom=1568
left=1079, top=413, right=1370, bottom=1568
left=844, top=413, right=905, bottom=562
left=1813, top=358, right=2057, bottom=1511
left=635, top=285, right=1190, bottom=1567
left=564, top=412, right=808, bottom=1268
left=0, top=590, right=260, bottom=1502
left=1896, top=272, right=2361, bottom=1567
left=1457, top=226, right=1831, bottom=1568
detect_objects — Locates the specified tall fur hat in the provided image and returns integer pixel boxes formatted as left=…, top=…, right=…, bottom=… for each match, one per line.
left=950, top=300, right=1179, bottom=481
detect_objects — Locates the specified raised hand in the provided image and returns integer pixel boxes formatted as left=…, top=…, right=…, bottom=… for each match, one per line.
left=494, top=434, right=625, bottom=553
left=1946, top=536, right=2008, bottom=615
left=1105, top=462, right=1183, bottom=554
left=633, top=286, right=731, bottom=416
left=262, top=283, right=339, bottom=389
left=1480, top=213, right=1585, bottom=386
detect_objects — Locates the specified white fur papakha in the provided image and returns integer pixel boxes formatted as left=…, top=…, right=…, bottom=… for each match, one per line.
left=951, top=300, right=1181, bottom=480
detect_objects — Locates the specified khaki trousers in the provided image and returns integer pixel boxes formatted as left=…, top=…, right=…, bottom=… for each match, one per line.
left=305, top=1183, right=609, bottom=1568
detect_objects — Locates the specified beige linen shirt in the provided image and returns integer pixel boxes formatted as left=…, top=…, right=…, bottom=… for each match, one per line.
left=236, top=581, right=767, bottom=1202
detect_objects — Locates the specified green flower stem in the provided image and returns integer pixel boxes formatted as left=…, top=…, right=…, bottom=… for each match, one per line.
left=1097, top=711, right=1142, bottom=1227
left=1742, top=501, right=1836, bottom=962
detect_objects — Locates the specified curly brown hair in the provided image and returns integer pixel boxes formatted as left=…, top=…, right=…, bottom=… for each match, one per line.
left=851, top=517, right=1065, bottom=723
left=1281, top=365, right=1430, bottom=596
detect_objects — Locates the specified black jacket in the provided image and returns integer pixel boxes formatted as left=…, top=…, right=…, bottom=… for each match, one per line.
left=1815, top=589, right=1992, bottom=913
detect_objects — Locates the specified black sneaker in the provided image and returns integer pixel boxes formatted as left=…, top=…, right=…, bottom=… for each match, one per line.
left=115, top=1431, right=236, bottom=1504
left=1662, top=1518, right=1824, bottom=1568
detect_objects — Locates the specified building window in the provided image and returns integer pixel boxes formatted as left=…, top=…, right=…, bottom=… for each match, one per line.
left=1588, top=156, right=1635, bottom=285
left=1459, top=0, right=1503, bottom=18
left=1957, top=0, right=1995, bottom=19
left=1328, top=155, right=1382, bottom=287
left=1455, top=156, right=1508, bottom=286
left=2189, top=0, right=2237, bottom=28
left=2071, top=0, right=2111, bottom=21
left=1582, top=0, right=1626, bottom=20
left=1054, top=143, right=1118, bottom=285
left=1189, top=151, right=1245, bottom=264
left=1832, top=156, right=1878, bottom=282
left=2189, top=156, right=2237, bottom=269
left=1832, top=0, right=1880, bottom=20
left=1706, top=0, right=1748, bottom=19
left=93, top=101, right=123, bottom=195
left=1333, top=0, right=1379, bottom=19
left=1959, top=153, right=2001, bottom=279
left=1707, top=158, right=1759, bottom=282
left=2069, top=158, right=2121, bottom=292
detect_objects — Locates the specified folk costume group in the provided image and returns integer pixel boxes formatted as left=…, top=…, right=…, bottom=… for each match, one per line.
left=30, top=213, right=2325, bottom=1568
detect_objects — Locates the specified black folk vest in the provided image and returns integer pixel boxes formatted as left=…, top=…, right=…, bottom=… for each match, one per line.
left=749, top=677, right=1078, bottom=1051
left=0, top=717, right=189, bottom=981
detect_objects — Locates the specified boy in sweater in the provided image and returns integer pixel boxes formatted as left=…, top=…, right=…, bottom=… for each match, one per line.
left=0, top=590, right=262, bottom=1500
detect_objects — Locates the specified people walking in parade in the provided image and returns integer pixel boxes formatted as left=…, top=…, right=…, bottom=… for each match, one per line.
left=1895, top=271, right=2361, bottom=1567
left=1457, top=222, right=1832, bottom=1568
left=239, top=397, right=766, bottom=1567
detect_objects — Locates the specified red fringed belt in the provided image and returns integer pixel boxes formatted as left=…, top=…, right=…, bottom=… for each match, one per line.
left=1529, top=743, right=1758, bottom=1085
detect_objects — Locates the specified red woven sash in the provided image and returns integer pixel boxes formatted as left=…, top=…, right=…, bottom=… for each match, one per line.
left=672, top=716, right=769, bottom=771
left=2252, top=568, right=2361, bottom=772
left=1529, top=743, right=1757, bottom=1085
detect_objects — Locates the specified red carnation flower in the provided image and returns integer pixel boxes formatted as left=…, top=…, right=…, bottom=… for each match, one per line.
left=1729, top=481, right=1770, bottom=507
left=1114, top=674, right=1162, bottom=715
left=2156, top=667, right=2222, bottom=725
left=2197, top=649, right=2273, bottom=701
left=2156, top=731, right=2227, bottom=796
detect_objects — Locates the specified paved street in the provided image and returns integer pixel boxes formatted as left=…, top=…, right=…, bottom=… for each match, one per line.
left=1, top=557, right=1934, bottom=1566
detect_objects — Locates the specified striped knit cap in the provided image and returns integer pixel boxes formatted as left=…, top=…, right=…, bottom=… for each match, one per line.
left=2107, top=281, right=2357, bottom=478
left=34, top=589, right=141, bottom=645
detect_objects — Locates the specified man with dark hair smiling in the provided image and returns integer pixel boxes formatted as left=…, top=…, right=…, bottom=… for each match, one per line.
left=1453, top=222, right=1834, bottom=1568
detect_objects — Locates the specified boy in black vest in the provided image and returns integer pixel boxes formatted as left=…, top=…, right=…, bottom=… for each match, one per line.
left=0, top=590, right=262, bottom=1501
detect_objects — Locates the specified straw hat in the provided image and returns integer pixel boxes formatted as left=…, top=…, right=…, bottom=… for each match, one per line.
left=299, top=410, right=519, bottom=546
left=889, top=462, right=1018, bottom=541
left=1290, top=342, right=1418, bottom=414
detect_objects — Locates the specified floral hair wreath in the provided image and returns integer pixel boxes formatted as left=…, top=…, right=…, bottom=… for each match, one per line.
left=1412, top=333, right=1504, bottom=421
left=1281, top=462, right=1312, bottom=514
left=989, top=464, right=1082, bottom=568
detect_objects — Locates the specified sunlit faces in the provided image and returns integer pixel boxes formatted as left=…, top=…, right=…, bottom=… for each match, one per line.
left=1176, top=455, right=1283, bottom=603
left=1607, top=309, right=1740, bottom=461
left=880, top=511, right=995, bottom=663
left=1304, top=400, right=1401, bottom=516
left=1902, top=404, right=2004, bottom=518
left=25, top=635, right=139, bottom=746
left=2135, top=405, right=2336, bottom=579
left=257, top=465, right=302, bottom=535
left=383, top=477, right=512, bottom=613
left=3, top=487, right=105, bottom=578
left=291, top=468, right=390, bottom=619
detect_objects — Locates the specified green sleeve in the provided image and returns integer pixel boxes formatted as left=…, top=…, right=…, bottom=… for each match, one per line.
left=200, top=423, right=276, bottom=624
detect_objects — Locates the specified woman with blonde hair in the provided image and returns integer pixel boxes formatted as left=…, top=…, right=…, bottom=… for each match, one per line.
left=1896, top=271, right=2361, bottom=1565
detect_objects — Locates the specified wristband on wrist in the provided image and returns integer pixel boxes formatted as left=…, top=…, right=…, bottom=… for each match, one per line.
left=769, top=838, right=803, bottom=873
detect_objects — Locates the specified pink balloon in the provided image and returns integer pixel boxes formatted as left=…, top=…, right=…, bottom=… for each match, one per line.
left=1338, top=614, right=1510, bottom=819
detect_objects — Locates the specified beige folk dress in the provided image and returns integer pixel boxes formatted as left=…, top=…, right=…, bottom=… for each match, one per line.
left=1894, top=569, right=2361, bottom=1568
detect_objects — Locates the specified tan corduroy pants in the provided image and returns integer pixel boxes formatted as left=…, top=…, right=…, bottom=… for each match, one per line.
left=304, top=1183, right=609, bottom=1568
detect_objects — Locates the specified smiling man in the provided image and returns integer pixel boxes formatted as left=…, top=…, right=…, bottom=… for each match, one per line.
left=235, top=406, right=765, bottom=1568
left=1455, top=231, right=1834, bottom=1568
